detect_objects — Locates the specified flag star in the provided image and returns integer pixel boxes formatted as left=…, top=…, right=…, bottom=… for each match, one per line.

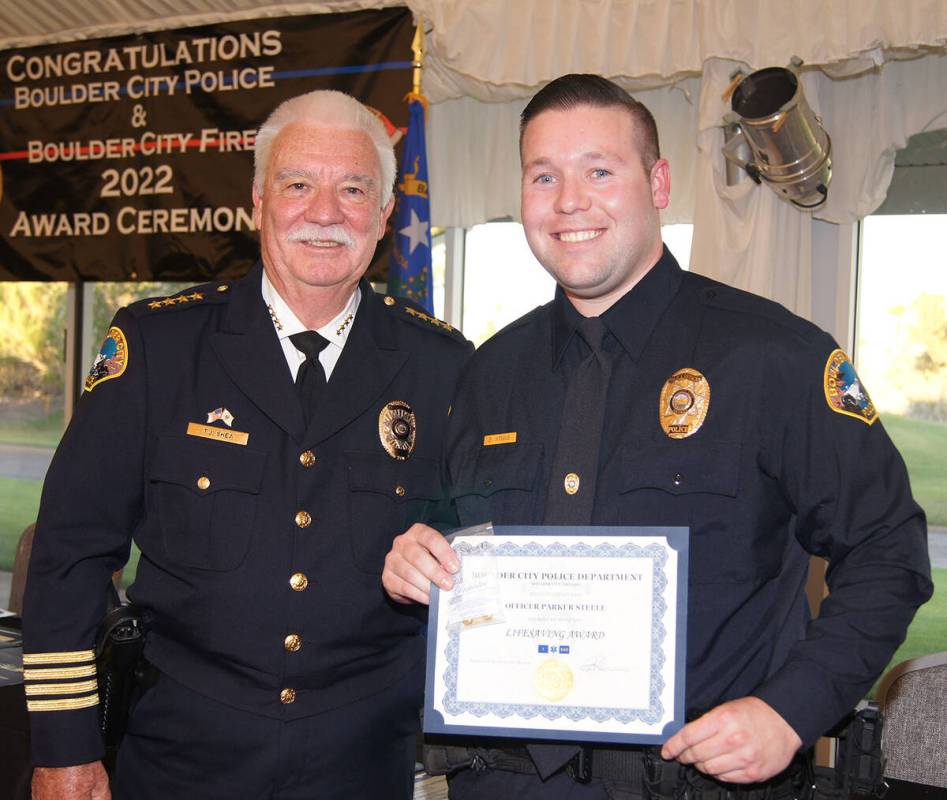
left=398, top=209, right=429, bottom=255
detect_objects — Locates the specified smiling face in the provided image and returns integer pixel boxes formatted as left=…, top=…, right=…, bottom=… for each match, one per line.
left=520, top=104, right=670, bottom=313
left=253, top=121, right=394, bottom=300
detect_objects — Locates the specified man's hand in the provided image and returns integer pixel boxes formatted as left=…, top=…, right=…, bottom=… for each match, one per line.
left=32, top=761, right=111, bottom=800
left=383, top=523, right=460, bottom=604
left=660, top=696, right=802, bottom=784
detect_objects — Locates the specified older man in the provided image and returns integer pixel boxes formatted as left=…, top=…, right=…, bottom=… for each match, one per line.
left=25, top=90, right=471, bottom=800
left=383, top=74, right=931, bottom=799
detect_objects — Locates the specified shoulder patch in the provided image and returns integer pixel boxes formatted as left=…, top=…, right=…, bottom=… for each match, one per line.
left=85, top=326, right=128, bottom=391
left=823, top=348, right=878, bottom=425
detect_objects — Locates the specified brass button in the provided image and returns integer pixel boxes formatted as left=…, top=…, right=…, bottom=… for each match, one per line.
left=196, top=475, right=211, bottom=491
left=384, top=296, right=396, bottom=306
left=564, top=472, right=580, bottom=495
left=289, top=572, right=309, bottom=591
left=284, top=633, right=302, bottom=652
left=394, top=485, right=406, bottom=497
left=217, top=284, right=229, bottom=292
left=299, top=450, right=316, bottom=468
left=280, top=688, right=296, bottom=704
left=295, top=511, right=312, bottom=529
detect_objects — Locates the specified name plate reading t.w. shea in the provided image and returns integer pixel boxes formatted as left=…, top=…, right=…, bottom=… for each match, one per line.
left=424, top=526, right=689, bottom=744
left=186, top=422, right=249, bottom=446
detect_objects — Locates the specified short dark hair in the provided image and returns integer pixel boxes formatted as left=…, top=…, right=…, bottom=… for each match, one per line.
left=520, top=74, right=661, bottom=173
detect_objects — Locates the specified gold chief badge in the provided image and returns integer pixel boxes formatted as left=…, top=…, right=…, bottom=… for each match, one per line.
left=379, top=400, right=416, bottom=460
left=659, top=368, right=710, bottom=439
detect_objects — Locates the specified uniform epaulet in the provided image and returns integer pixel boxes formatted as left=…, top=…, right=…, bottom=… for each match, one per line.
left=693, top=276, right=820, bottom=342
left=129, top=282, right=232, bottom=317
left=381, top=294, right=468, bottom=343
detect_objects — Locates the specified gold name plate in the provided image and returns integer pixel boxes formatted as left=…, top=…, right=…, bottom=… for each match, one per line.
left=483, top=432, right=517, bottom=446
left=186, top=422, right=249, bottom=446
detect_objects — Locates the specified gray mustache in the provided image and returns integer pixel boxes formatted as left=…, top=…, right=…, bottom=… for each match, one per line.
left=287, top=225, right=354, bottom=247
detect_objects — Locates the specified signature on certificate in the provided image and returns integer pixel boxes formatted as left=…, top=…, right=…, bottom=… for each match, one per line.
left=579, top=655, right=630, bottom=673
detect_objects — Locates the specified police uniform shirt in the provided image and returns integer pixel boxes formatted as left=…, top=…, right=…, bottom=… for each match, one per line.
left=22, top=264, right=472, bottom=767
left=444, top=247, right=932, bottom=750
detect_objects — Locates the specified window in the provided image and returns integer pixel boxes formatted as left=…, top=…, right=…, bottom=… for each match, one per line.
left=461, top=222, right=555, bottom=346
left=0, top=282, right=68, bottom=574
left=460, top=221, right=693, bottom=346
left=0, top=281, right=190, bottom=583
left=856, top=213, right=947, bottom=681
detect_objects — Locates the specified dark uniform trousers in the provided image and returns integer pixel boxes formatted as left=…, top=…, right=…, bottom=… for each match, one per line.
left=22, top=264, right=472, bottom=797
left=440, top=248, right=932, bottom=799
left=114, top=671, right=419, bottom=800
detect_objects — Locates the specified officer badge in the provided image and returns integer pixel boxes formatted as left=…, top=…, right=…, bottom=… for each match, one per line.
left=85, top=326, right=128, bottom=392
left=659, top=368, right=710, bottom=439
left=824, top=348, right=877, bottom=425
left=378, top=401, right=416, bottom=460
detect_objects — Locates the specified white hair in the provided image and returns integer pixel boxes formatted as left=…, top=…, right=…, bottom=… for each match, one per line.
left=254, top=89, right=396, bottom=207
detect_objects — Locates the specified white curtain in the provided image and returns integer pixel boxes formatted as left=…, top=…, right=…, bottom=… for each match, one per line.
left=410, top=0, right=947, bottom=316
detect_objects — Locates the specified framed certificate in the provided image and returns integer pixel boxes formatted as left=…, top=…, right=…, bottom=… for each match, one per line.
left=424, top=526, right=688, bottom=744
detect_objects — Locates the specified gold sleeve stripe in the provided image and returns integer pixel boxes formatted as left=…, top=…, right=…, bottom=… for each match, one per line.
left=24, top=665, right=97, bottom=681
left=24, top=679, right=99, bottom=697
left=22, top=650, right=95, bottom=665
left=27, top=694, right=100, bottom=712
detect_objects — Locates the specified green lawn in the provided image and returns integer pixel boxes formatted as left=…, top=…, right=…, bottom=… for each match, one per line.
left=0, top=476, right=43, bottom=572
left=0, top=475, right=141, bottom=584
left=872, top=566, right=947, bottom=696
left=882, top=414, right=947, bottom=527
left=0, top=410, right=64, bottom=449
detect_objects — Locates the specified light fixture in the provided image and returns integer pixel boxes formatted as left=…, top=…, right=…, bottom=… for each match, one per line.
left=722, top=60, right=832, bottom=208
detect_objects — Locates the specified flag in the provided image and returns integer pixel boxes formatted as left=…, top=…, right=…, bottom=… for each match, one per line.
left=388, top=93, right=433, bottom=314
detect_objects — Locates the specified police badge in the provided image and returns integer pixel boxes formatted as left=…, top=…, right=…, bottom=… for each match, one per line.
left=378, top=400, right=417, bottom=460
left=659, top=368, right=710, bottom=439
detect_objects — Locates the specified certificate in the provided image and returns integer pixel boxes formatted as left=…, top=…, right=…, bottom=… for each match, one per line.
left=424, top=526, right=688, bottom=744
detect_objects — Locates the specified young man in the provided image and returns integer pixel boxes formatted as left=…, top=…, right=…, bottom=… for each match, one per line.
left=383, top=74, right=932, bottom=799
left=26, top=90, right=471, bottom=800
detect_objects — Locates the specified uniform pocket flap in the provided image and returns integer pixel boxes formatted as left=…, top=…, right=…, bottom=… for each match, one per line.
left=451, top=442, right=544, bottom=498
left=621, top=440, right=741, bottom=497
left=346, top=452, right=441, bottom=501
left=149, top=434, right=266, bottom=495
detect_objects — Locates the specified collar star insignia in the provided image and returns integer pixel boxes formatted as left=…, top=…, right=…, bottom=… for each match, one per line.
left=267, top=304, right=284, bottom=331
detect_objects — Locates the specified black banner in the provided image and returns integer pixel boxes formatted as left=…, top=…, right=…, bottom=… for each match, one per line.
left=0, top=7, right=413, bottom=282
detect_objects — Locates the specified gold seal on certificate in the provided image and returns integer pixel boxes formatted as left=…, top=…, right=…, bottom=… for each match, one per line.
left=534, top=659, right=574, bottom=702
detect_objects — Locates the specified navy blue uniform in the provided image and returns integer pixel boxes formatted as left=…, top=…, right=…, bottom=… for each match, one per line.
left=444, top=248, right=932, bottom=798
left=23, top=264, right=471, bottom=796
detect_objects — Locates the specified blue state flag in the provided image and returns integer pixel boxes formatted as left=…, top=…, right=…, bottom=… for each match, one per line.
left=388, top=94, right=433, bottom=314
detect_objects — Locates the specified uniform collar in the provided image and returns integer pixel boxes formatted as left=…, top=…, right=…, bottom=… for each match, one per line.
left=261, top=270, right=361, bottom=350
left=550, top=245, right=684, bottom=368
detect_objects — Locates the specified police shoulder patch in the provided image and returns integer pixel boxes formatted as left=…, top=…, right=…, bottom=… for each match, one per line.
left=85, top=326, right=128, bottom=391
left=823, top=348, right=877, bottom=425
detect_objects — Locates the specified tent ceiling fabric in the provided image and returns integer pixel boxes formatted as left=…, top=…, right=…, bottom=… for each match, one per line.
left=3, top=1, right=945, bottom=99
